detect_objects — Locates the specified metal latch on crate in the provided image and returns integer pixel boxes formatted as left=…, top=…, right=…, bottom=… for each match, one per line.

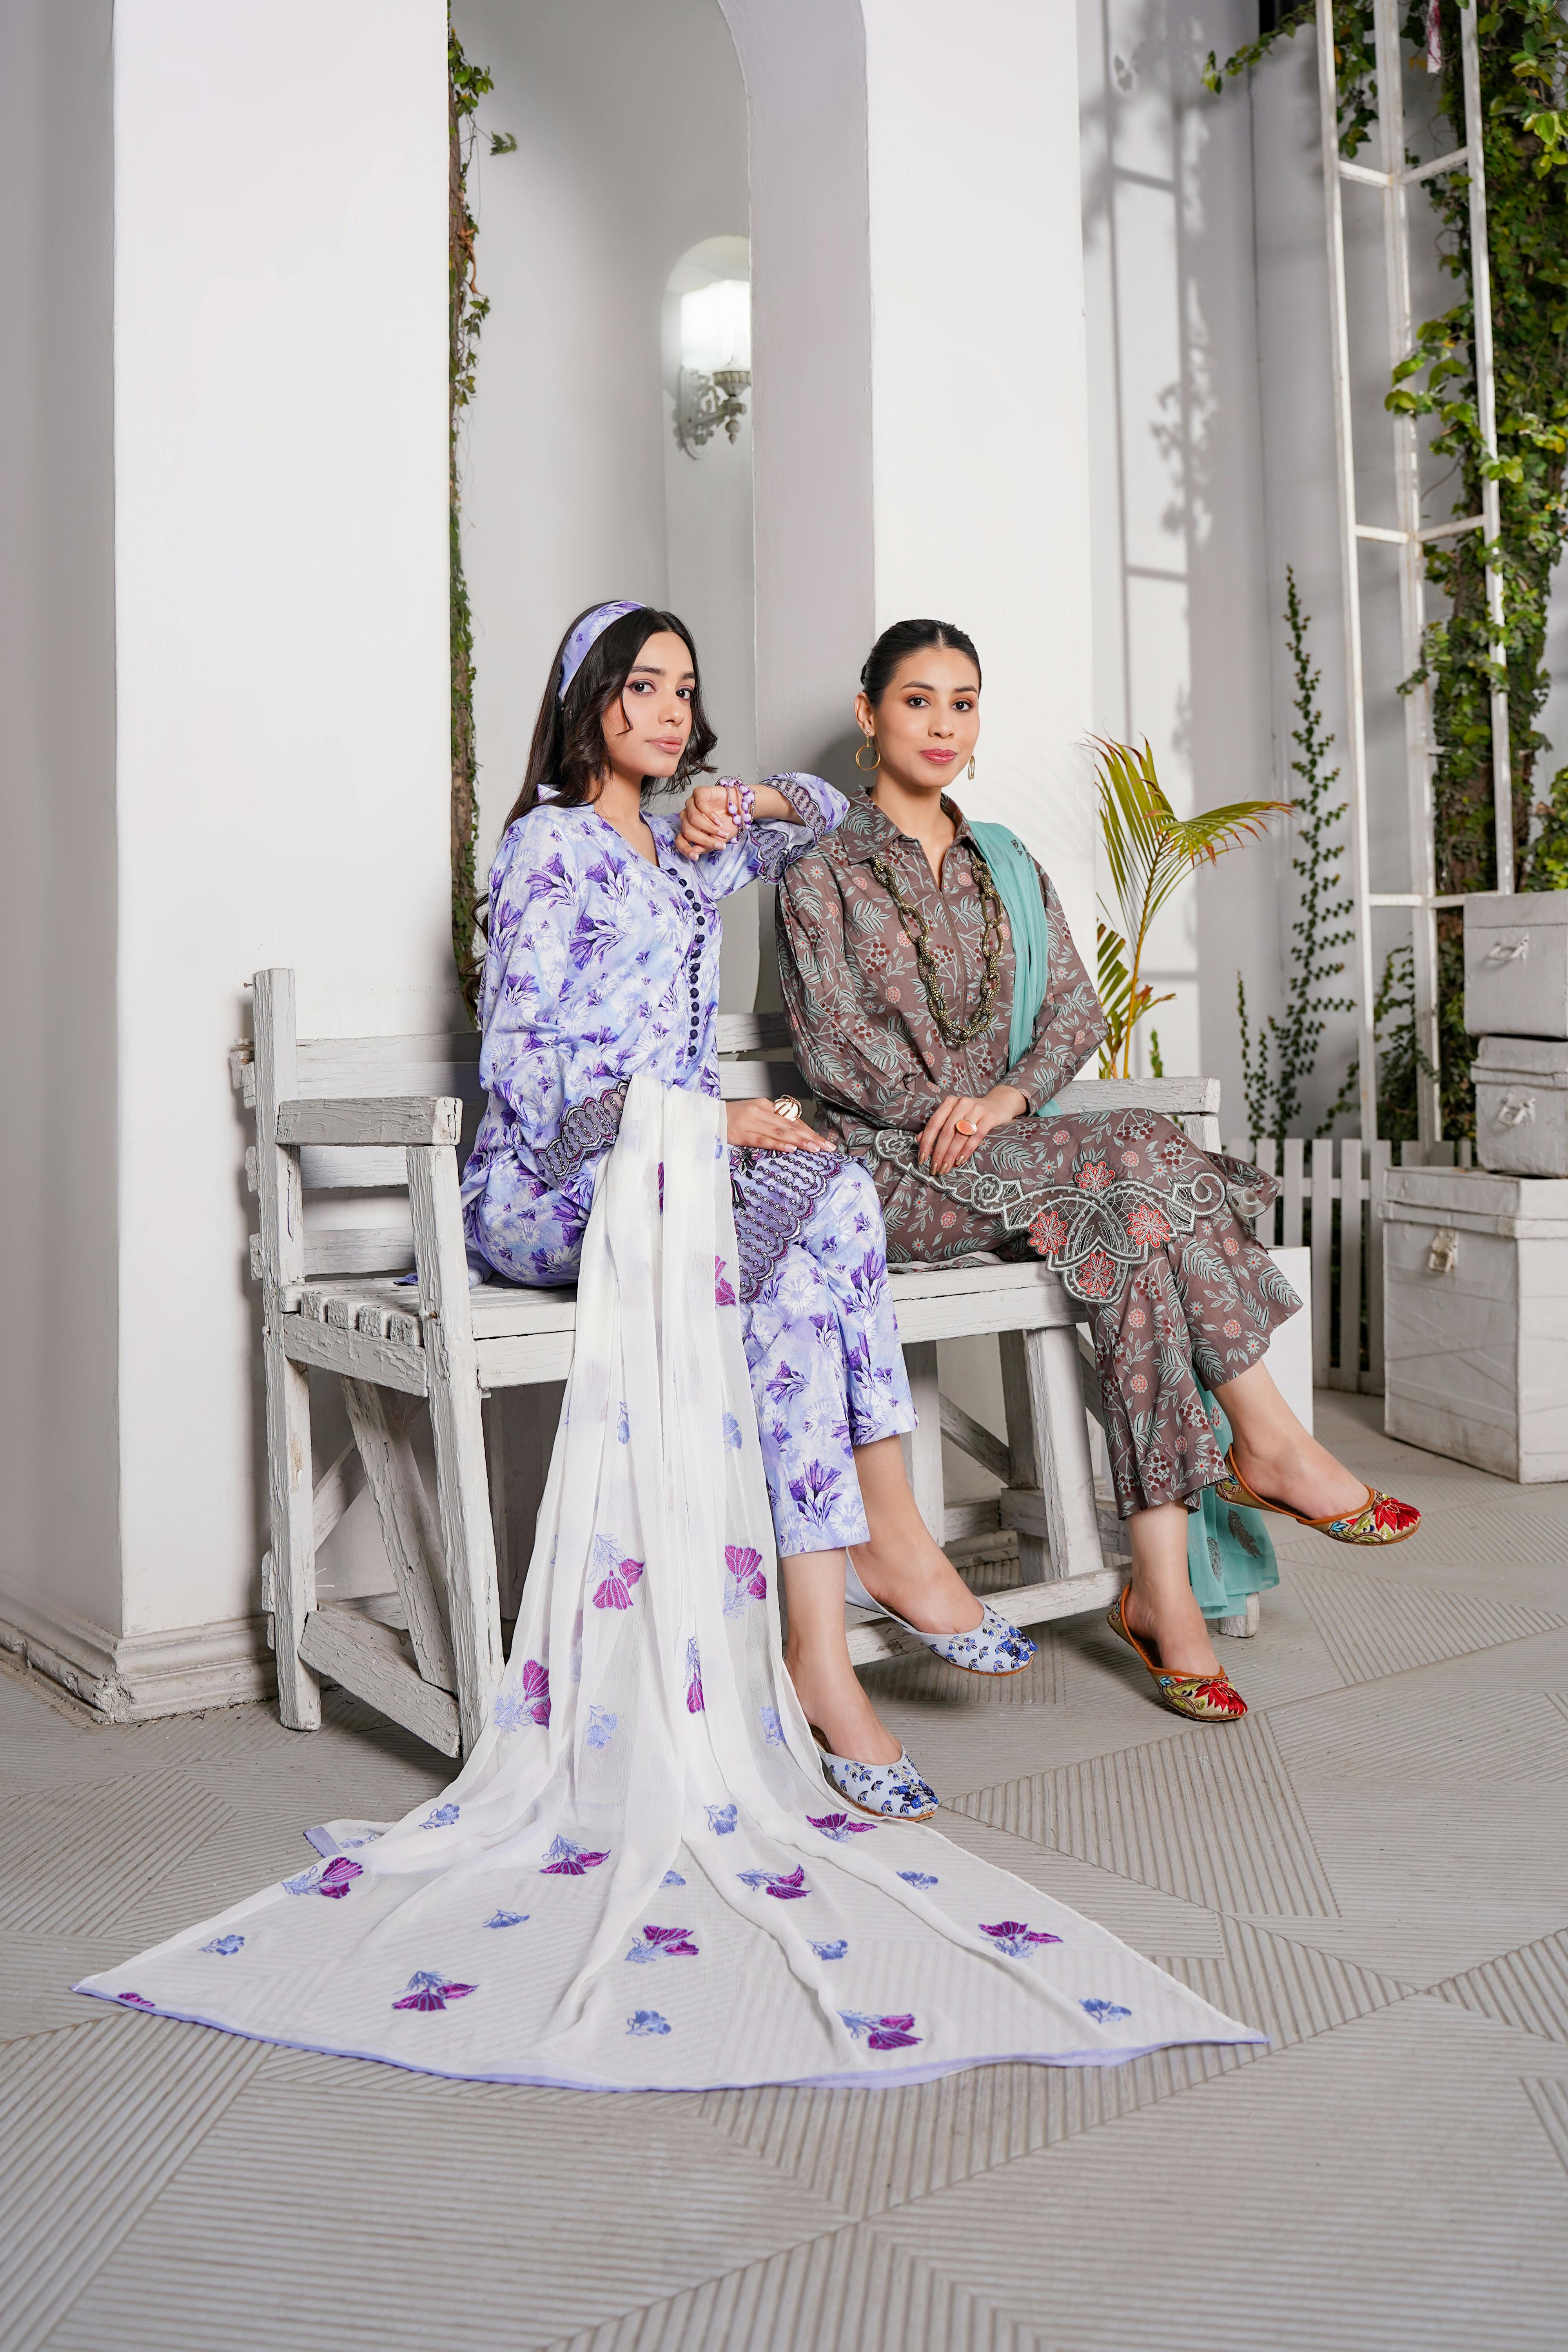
left=1495, top=1093, right=1537, bottom=1129
left=1485, top=935, right=1530, bottom=964
left=1426, top=1228, right=1460, bottom=1276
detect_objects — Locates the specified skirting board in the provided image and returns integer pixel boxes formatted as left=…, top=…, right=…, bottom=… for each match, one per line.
left=0, top=1584, right=275, bottom=1724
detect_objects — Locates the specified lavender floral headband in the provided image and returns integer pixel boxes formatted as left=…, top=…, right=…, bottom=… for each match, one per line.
left=559, top=601, right=645, bottom=701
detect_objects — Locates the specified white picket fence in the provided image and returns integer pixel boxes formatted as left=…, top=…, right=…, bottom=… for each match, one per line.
left=1225, top=1134, right=1475, bottom=1394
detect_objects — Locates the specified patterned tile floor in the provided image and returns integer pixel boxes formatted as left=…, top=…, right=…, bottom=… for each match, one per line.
left=3, top=1393, right=1567, bottom=2351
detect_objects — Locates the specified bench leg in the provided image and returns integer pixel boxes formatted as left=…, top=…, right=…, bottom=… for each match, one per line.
left=407, top=1146, right=503, bottom=1754
left=999, top=1326, right=1103, bottom=1584
left=485, top=1383, right=564, bottom=1620
left=1216, top=1592, right=1261, bottom=1638
left=253, top=967, right=320, bottom=1730
left=263, top=1322, right=320, bottom=1730
left=341, top=1378, right=457, bottom=1694
left=900, top=1340, right=944, bottom=1543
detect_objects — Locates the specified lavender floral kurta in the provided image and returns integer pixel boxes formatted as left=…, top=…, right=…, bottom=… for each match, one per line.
left=462, top=778, right=915, bottom=1556
left=778, top=795, right=1300, bottom=1517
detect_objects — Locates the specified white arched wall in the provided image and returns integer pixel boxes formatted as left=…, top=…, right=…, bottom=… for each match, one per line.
left=454, top=0, right=750, bottom=877
left=0, top=0, right=1098, bottom=1718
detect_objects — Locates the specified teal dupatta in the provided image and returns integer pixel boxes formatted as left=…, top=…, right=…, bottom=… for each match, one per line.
left=968, top=822, right=1050, bottom=1071
left=965, top=822, right=1277, bottom=1621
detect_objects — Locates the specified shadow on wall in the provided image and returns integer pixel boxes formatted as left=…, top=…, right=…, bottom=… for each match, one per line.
left=1079, top=0, right=1287, bottom=1118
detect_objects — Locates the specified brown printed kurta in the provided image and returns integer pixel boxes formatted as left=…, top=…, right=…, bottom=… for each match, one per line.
left=777, top=795, right=1301, bottom=1517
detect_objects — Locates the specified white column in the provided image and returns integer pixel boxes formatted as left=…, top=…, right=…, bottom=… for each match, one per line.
left=110, top=0, right=453, bottom=1659
left=0, top=1, right=120, bottom=1667
left=862, top=0, right=1098, bottom=948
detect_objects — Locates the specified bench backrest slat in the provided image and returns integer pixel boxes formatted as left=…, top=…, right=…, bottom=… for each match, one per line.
left=249, top=974, right=1223, bottom=1280
left=295, top=1031, right=481, bottom=1087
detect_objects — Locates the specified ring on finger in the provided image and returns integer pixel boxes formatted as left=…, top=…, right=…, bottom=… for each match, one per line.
left=955, top=1115, right=980, bottom=1134
left=773, top=1096, right=802, bottom=1122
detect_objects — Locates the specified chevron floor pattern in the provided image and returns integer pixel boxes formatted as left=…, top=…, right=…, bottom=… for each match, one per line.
left=2, top=1390, right=1565, bottom=2350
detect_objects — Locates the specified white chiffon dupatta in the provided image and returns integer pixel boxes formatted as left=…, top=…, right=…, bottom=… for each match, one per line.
left=78, top=1078, right=1261, bottom=2087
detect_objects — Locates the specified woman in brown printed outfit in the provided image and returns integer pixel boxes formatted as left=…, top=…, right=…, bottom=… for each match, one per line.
left=777, top=619, right=1419, bottom=1720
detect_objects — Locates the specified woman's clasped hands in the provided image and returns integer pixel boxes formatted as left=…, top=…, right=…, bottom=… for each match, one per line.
left=917, top=1084, right=1028, bottom=1174
left=675, top=780, right=748, bottom=858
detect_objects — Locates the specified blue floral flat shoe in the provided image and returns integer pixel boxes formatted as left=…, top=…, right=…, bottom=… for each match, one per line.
left=810, top=1729, right=939, bottom=1821
left=844, top=1558, right=1036, bottom=1677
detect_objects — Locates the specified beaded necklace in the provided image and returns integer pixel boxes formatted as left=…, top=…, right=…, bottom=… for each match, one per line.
left=864, top=812, right=1005, bottom=1049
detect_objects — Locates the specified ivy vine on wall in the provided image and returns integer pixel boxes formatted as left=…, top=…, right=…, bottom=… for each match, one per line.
left=448, top=24, right=513, bottom=1022
left=1209, top=1, right=1568, bottom=1136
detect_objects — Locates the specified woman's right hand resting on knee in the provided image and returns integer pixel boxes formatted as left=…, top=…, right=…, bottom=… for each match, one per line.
left=725, top=1100, right=836, bottom=1154
left=918, top=1084, right=1028, bottom=1174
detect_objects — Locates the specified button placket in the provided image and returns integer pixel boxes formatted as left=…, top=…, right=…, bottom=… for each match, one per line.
left=672, top=870, right=707, bottom=1060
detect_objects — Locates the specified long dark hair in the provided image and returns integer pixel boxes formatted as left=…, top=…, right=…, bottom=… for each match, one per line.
left=505, top=605, right=717, bottom=831
left=860, top=616, right=982, bottom=706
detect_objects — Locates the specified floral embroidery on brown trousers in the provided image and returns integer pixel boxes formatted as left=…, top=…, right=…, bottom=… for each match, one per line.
left=777, top=795, right=1300, bottom=1517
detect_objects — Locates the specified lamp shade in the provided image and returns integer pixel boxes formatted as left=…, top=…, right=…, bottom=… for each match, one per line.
left=680, top=279, right=750, bottom=375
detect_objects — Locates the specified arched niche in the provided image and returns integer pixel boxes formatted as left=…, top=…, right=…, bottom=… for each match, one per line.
left=452, top=0, right=753, bottom=875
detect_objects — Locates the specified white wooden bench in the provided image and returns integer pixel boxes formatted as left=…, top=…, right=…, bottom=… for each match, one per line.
left=236, top=971, right=1230, bottom=1757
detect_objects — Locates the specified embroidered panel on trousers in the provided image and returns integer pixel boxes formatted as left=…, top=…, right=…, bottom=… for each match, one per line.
left=731, top=1149, right=844, bottom=1304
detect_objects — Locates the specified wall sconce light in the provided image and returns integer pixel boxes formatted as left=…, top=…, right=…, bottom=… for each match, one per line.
left=674, top=278, right=751, bottom=457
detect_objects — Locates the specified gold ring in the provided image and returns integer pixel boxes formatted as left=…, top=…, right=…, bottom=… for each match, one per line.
left=773, top=1096, right=802, bottom=1122
left=955, top=1116, right=980, bottom=1134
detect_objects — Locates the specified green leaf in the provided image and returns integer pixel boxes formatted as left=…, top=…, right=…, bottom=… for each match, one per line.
left=1093, top=736, right=1286, bottom=1076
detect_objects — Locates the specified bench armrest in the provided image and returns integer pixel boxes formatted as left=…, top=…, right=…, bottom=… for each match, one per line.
left=275, top=1096, right=464, bottom=1147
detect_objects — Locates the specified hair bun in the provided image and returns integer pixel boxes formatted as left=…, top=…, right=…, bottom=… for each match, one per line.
left=859, top=619, right=982, bottom=710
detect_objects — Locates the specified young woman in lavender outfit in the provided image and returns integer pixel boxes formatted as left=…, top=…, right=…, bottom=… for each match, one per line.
left=461, top=603, right=1034, bottom=1819
left=778, top=619, right=1421, bottom=1725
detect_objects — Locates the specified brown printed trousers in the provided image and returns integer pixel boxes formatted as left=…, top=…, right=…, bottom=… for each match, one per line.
left=833, top=1105, right=1301, bottom=1519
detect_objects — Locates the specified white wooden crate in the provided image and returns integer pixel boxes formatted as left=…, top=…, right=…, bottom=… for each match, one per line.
left=1472, top=1038, right=1568, bottom=1178
left=1383, top=1166, right=1568, bottom=1483
left=1463, top=890, right=1568, bottom=1040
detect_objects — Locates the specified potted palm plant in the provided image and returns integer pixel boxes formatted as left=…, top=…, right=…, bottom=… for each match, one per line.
left=1093, top=737, right=1289, bottom=1077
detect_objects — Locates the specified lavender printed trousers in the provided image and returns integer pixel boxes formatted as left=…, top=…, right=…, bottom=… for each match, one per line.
left=468, top=1146, right=913, bottom=1557
left=864, top=1108, right=1300, bottom=1517
left=730, top=1153, right=915, bottom=1555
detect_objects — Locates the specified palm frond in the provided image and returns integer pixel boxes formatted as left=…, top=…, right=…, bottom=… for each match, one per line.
left=1091, top=735, right=1287, bottom=1076
left=1096, top=918, right=1133, bottom=1042
left=1096, top=920, right=1172, bottom=1076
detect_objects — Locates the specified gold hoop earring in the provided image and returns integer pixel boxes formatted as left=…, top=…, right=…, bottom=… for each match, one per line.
left=855, top=736, right=881, bottom=771
left=967, top=755, right=976, bottom=780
